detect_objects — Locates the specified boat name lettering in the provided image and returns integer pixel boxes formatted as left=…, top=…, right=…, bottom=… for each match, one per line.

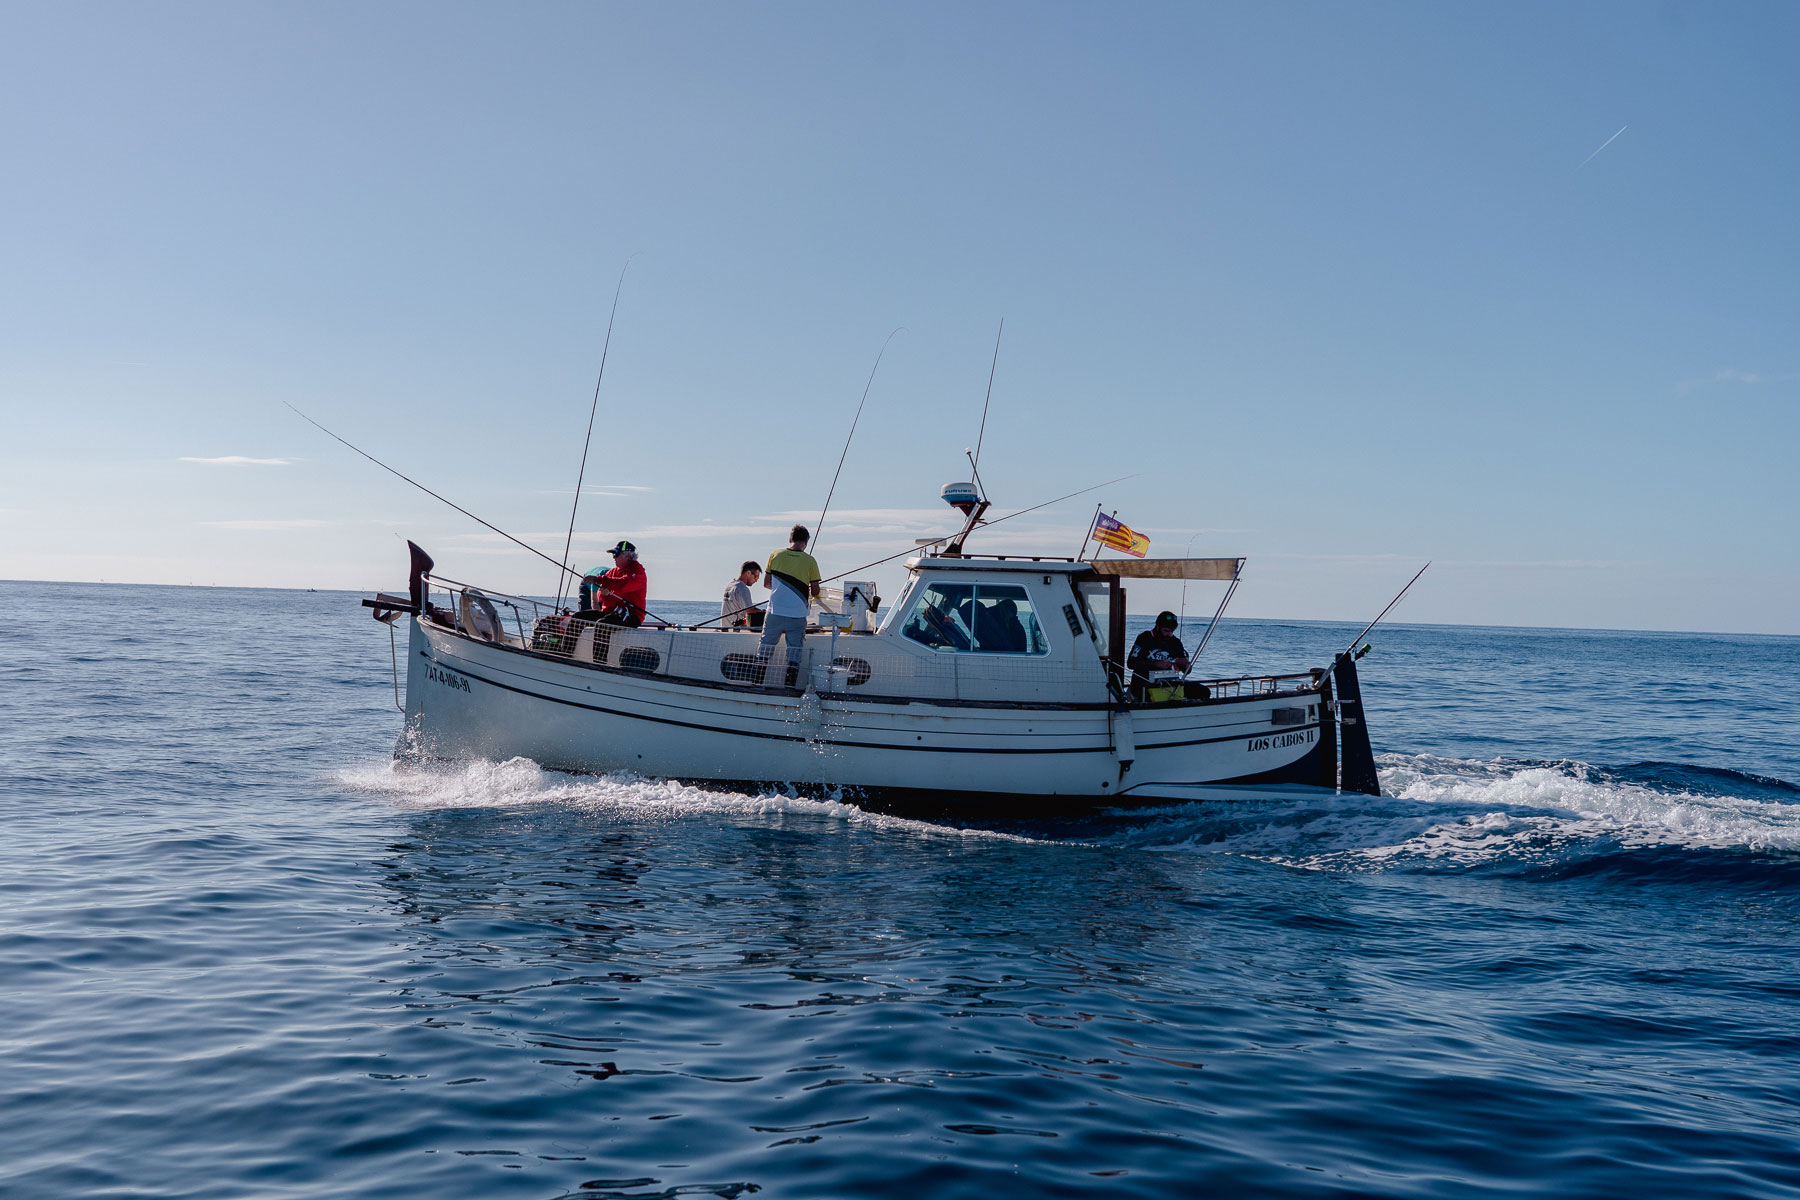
left=428, top=665, right=472, bottom=692
left=1247, top=729, right=1314, bottom=752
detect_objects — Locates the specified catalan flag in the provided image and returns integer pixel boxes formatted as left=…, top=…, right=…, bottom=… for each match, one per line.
left=1092, top=512, right=1150, bottom=558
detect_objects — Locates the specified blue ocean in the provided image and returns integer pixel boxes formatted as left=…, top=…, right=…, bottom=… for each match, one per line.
left=4, top=580, right=1797, bottom=1199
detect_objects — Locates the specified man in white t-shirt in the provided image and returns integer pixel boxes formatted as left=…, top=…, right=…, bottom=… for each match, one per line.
left=757, top=525, right=821, bottom=685
left=721, top=561, right=762, bottom=628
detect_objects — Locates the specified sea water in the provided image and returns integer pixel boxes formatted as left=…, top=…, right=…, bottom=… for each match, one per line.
left=2, top=581, right=1797, bottom=1199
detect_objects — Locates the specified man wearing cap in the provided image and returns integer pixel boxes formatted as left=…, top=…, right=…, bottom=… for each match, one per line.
left=579, top=541, right=648, bottom=628
left=1127, top=611, right=1191, bottom=701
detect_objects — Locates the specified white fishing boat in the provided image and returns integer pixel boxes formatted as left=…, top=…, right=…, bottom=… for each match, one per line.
left=365, top=485, right=1386, bottom=813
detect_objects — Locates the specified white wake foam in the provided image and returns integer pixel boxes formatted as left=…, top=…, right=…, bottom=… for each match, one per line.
left=1252, top=755, right=1798, bottom=870
left=331, top=752, right=1798, bottom=870
left=1078, top=754, right=1800, bottom=870
left=331, top=757, right=1042, bottom=844
left=1382, top=754, right=1800, bottom=850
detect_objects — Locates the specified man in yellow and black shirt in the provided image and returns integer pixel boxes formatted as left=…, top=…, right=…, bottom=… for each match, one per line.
left=758, top=524, right=821, bottom=684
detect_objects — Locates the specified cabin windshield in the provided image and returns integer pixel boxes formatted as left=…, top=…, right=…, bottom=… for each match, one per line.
left=1076, top=580, right=1111, bottom=659
left=901, top=582, right=1049, bottom=655
left=876, top=576, right=920, bottom=635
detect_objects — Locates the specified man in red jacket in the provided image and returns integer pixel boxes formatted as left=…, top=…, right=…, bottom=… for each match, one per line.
left=579, top=541, right=648, bottom=628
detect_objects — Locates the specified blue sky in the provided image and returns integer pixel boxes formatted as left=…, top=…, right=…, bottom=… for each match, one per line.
left=2, top=2, right=1795, bottom=633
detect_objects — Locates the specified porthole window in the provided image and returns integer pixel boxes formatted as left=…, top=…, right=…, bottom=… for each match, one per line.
left=619, top=647, right=660, bottom=673
left=833, top=656, right=873, bottom=686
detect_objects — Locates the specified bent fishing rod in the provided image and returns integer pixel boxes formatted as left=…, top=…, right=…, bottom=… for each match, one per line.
left=814, top=326, right=902, bottom=554
left=286, top=404, right=679, bottom=626
left=556, top=255, right=636, bottom=609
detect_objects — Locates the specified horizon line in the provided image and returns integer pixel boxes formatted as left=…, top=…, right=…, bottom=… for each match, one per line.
left=2, top=576, right=1794, bottom=641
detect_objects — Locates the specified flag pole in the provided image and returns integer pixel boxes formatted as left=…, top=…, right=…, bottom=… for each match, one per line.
left=1096, top=509, right=1119, bottom=560
left=1075, top=503, right=1102, bottom=561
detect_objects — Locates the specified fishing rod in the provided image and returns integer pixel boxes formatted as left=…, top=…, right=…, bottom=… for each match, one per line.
left=1177, top=532, right=1201, bottom=630
left=556, top=255, right=635, bottom=609
left=287, top=403, right=678, bottom=626
left=1342, top=561, right=1431, bottom=657
left=288, top=404, right=576, bottom=579
left=814, top=327, right=902, bottom=554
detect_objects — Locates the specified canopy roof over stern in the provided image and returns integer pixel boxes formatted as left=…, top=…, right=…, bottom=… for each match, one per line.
left=1084, top=558, right=1243, bottom=581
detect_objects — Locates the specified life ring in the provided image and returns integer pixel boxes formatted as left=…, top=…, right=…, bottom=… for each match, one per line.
left=459, top=589, right=502, bottom=642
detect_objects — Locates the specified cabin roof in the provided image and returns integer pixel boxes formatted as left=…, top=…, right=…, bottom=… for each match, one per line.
left=905, top=554, right=1245, bottom=580
left=906, top=555, right=1092, bottom=574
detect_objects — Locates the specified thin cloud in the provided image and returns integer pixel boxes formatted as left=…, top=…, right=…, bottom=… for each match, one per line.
left=202, top=519, right=333, bottom=531
left=1136, top=525, right=1251, bottom=537
left=1578, top=124, right=1628, bottom=169
left=1443, top=558, right=1643, bottom=570
left=629, top=523, right=788, bottom=540
left=1675, top=366, right=1777, bottom=393
left=180, top=456, right=293, bottom=466
left=761, top=508, right=955, bottom=536
left=534, top=484, right=656, bottom=495
left=1254, top=552, right=1416, bottom=563
left=451, top=525, right=774, bottom=546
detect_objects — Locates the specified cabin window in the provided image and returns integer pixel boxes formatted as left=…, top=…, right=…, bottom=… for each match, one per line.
left=902, top=583, right=1049, bottom=655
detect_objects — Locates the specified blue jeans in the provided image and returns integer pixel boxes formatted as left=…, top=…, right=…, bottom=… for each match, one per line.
left=757, top=615, right=807, bottom=684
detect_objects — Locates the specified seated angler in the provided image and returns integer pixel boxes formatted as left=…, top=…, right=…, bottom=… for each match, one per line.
left=1127, top=610, right=1191, bottom=701
left=579, top=540, right=648, bottom=628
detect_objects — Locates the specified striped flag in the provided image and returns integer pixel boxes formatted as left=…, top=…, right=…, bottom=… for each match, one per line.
left=1092, top=512, right=1150, bottom=558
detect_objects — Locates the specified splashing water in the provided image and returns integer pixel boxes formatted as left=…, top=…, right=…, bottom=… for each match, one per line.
left=337, top=749, right=1800, bottom=874
left=335, top=756, right=1046, bottom=844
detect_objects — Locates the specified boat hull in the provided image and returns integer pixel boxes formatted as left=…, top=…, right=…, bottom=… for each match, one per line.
left=403, top=618, right=1335, bottom=809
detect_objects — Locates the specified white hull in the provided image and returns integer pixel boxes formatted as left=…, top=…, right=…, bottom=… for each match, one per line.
left=402, top=618, right=1332, bottom=810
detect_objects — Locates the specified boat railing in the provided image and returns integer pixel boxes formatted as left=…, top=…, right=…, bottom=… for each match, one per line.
left=423, top=574, right=852, bottom=638
left=422, top=575, right=556, bottom=646
left=1186, top=671, right=1321, bottom=699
